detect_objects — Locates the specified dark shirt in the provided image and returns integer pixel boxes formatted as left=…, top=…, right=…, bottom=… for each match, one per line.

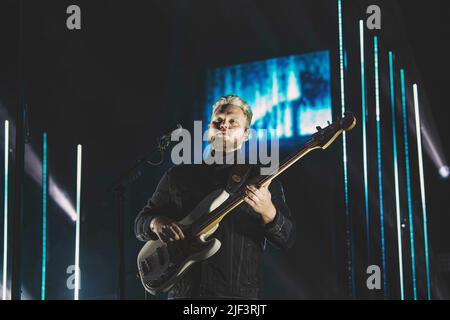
left=134, top=162, right=296, bottom=299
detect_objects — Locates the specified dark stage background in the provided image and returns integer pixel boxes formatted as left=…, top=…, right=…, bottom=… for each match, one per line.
left=0, top=0, right=449, bottom=299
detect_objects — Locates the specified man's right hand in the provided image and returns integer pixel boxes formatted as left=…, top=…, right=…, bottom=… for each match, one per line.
left=150, top=216, right=185, bottom=243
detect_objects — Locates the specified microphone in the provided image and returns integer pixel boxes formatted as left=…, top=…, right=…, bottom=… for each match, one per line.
left=158, top=124, right=183, bottom=151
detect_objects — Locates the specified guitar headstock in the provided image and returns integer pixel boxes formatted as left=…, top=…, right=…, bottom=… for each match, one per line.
left=310, top=111, right=357, bottom=150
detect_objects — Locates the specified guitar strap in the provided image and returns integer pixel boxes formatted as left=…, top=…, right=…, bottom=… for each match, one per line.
left=225, top=164, right=254, bottom=195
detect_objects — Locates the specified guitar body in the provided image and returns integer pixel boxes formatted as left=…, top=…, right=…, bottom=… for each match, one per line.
left=137, top=189, right=230, bottom=295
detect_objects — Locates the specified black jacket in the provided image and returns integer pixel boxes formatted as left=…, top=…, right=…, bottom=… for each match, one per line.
left=134, top=163, right=296, bottom=299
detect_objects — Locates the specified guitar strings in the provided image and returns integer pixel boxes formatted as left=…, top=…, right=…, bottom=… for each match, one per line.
left=192, top=138, right=319, bottom=236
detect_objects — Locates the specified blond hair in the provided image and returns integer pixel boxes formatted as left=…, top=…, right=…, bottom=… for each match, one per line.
left=211, top=94, right=253, bottom=127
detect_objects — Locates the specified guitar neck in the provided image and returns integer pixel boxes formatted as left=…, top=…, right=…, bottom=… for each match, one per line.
left=190, top=138, right=322, bottom=237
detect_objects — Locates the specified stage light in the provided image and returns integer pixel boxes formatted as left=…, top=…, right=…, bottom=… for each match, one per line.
left=24, top=146, right=77, bottom=221
left=439, top=165, right=449, bottom=179
left=359, top=20, right=370, bottom=261
left=74, top=144, right=82, bottom=300
left=413, top=84, right=431, bottom=300
left=205, top=51, right=332, bottom=139
left=1, top=115, right=76, bottom=222
left=41, top=133, right=47, bottom=300
left=400, top=69, right=417, bottom=300
left=48, top=179, right=77, bottom=221
left=2, top=120, right=9, bottom=301
left=389, top=52, right=405, bottom=300
left=0, top=284, right=31, bottom=300
left=374, top=36, right=387, bottom=297
left=338, top=0, right=355, bottom=298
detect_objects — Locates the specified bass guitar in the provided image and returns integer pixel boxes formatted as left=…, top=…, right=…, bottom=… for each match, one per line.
left=137, top=111, right=356, bottom=294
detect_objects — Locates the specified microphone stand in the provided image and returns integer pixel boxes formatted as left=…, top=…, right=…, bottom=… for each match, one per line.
left=110, top=125, right=181, bottom=300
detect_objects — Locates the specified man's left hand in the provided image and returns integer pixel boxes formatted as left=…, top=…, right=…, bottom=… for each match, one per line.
left=244, top=182, right=276, bottom=224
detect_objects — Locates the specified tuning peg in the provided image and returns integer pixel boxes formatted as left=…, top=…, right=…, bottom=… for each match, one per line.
left=327, top=121, right=331, bottom=126
left=316, top=126, right=322, bottom=131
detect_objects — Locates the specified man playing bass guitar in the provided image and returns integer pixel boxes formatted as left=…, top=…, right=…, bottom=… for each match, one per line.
left=134, top=94, right=296, bottom=299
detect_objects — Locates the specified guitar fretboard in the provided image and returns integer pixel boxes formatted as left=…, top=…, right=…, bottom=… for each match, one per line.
left=190, top=138, right=321, bottom=236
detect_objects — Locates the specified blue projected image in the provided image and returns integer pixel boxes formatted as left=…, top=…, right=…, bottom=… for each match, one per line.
left=205, top=50, right=332, bottom=139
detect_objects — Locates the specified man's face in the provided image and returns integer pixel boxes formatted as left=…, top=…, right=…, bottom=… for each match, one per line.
left=208, top=104, right=249, bottom=152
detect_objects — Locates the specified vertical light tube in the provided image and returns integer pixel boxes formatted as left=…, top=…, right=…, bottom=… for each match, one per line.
left=400, top=69, right=417, bottom=299
left=374, top=36, right=387, bottom=297
left=389, top=52, right=405, bottom=300
left=413, top=84, right=431, bottom=299
left=338, top=0, right=355, bottom=297
left=41, top=133, right=48, bottom=300
left=2, top=121, right=9, bottom=300
left=74, top=145, right=82, bottom=300
left=359, top=20, right=370, bottom=260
